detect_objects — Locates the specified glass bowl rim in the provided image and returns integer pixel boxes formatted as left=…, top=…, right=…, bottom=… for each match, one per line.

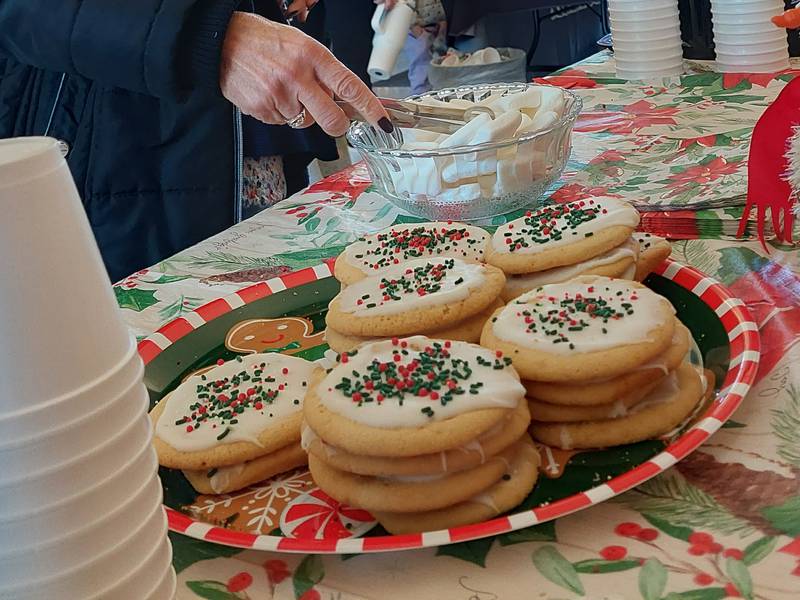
left=346, top=83, right=583, bottom=158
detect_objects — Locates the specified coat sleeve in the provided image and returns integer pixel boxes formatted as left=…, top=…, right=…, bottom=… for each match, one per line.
left=0, top=0, right=240, bottom=99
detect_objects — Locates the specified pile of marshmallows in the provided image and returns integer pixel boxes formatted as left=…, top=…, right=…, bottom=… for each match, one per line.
left=389, top=86, right=568, bottom=203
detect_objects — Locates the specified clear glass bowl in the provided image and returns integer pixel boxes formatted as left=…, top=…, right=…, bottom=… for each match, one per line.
left=347, top=83, right=582, bottom=221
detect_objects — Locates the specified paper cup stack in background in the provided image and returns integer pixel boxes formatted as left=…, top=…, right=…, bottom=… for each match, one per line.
left=0, top=138, right=175, bottom=600
left=608, top=0, right=685, bottom=80
left=711, top=0, right=789, bottom=73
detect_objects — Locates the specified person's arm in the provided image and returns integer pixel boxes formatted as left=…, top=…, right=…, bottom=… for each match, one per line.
left=0, top=0, right=238, bottom=99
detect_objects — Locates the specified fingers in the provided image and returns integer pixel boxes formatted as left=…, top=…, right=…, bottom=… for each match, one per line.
left=299, top=85, right=350, bottom=136
left=315, top=57, right=393, bottom=133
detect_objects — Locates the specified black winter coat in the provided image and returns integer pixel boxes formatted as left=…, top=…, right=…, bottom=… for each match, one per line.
left=0, top=0, right=243, bottom=282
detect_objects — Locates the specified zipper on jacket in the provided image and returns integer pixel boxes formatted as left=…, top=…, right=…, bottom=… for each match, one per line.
left=43, top=73, right=67, bottom=137
left=233, top=107, right=244, bottom=223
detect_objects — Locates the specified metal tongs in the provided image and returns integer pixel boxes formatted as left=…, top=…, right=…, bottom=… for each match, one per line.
left=337, top=97, right=495, bottom=149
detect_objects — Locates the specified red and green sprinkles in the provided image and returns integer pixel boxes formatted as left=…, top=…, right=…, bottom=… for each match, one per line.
left=355, top=258, right=463, bottom=308
left=519, top=285, right=639, bottom=349
left=173, top=358, right=304, bottom=436
left=503, top=200, right=607, bottom=252
left=333, top=339, right=511, bottom=419
left=355, top=224, right=481, bottom=271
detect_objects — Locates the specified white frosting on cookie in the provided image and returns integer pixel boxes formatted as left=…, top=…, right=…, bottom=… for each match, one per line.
left=507, top=237, right=639, bottom=289
left=632, top=231, right=666, bottom=252
left=156, top=354, right=315, bottom=452
left=206, top=463, right=246, bottom=494
left=318, top=337, right=523, bottom=427
left=343, top=222, right=488, bottom=277
left=337, top=257, right=488, bottom=316
left=494, top=277, right=674, bottom=354
left=491, top=197, right=640, bottom=256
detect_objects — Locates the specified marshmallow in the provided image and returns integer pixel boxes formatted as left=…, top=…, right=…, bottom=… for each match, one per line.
left=487, top=88, right=542, bottom=117
left=529, top=110, right=559, bottom=132
left=537, top=86, right=566, bottom=116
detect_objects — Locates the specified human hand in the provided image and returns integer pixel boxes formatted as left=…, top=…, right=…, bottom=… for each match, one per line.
left=220, top=12, right=393, bottom=137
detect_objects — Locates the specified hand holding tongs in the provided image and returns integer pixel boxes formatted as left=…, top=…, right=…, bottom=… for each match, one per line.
left=337, top=97, right=495, bottom=148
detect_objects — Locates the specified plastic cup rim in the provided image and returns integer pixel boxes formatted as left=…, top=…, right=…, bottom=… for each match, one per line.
left=0, top=441, right=156, bottom=523
left=0, top=365, right=145, bottom=451
left=0, top=335, right=138, bottom=422
left=0, top=401, right=150, bottom=488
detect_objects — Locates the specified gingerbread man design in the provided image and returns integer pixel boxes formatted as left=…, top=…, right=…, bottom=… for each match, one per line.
left=225, top=317, right=326, bottom=355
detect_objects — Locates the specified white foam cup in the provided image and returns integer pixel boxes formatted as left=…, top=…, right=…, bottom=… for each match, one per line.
left=0, top=138, right=132, bottom=410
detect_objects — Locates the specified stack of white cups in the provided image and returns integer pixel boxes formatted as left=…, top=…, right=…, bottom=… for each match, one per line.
left=608, top=0, right=685, bottom=80
left=0, top=138, right=175, bottom=599
left=711, top=0, right=789, bottom=72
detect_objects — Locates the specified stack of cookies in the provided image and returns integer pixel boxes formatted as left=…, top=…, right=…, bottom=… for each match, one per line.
left=481, top=276, right=706, bottom=450
left=303, top=337, right=539, bottom=534
left=486, top=197, right=642, bottom=301
left=333, top=221, right=490, bottom=286
left=632, top=232, right=673, bottom=282
left=325, top=256, right=506, bottom=354
left=149, top=353, right=317, bottom=494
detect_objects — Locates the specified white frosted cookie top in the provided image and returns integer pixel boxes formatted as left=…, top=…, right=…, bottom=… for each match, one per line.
left=509, top=237, right=639, bottom=288
left=318, top=337, right=524, bottom=427
left=491, top=197, right=640, bottom=255
left=494, top=277, right=674, bottom=354
left=632, top=231, right=666, bottom=252
left=342, top=222, right=488, bottom=277
left=337, top=257, right=488, bottom=316
left=156, top=354, right=315, bottom=452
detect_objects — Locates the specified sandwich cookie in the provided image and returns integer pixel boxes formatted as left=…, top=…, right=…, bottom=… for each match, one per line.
left=326, top=257, right=506, bottom=338
left=481, top=276, right=676, bottom=382
left=530, top=362, right=705, bottom=449
left=486, top=197, right=640, bottom=274
left=304, top=337, right=526, bottom=457
left=150, top=353, right=317, bottom=470
left=501, top=237, right=639, bottom=301
left=372, top=435, right=540, bottom=534
left=334, top=222, right=490, bottom=285
left=324, top=298, right=503, bottom=354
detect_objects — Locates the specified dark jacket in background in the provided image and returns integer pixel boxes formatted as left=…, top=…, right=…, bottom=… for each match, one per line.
left=0, top=0, right=338, bottom=282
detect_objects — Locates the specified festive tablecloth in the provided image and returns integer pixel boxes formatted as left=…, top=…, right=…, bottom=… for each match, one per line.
left=118, top=52, right=800, bottom=599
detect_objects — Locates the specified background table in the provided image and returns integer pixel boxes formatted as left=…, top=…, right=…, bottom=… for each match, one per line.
left=119, top=52, right=800, bottom=599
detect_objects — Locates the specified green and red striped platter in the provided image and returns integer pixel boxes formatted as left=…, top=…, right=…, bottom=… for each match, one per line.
left=139, top=258, right=760, bottom=554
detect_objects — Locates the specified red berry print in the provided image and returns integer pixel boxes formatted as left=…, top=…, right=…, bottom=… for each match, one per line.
left=600, top=545, right=628, bottom=560
left=688, top=532, right=714, bottom=545
left=264, top=559, right=290, bottom=584
left=709, top=542, right=723, bottom=554
left=299, top=590, right=321, bottom=600
left=694, top=573, right=715, bottom=586
left=615, top=522, right=642, bottom=537
left=636, top=528, right=658, bottom=542
left=689, top=545, right=708, bottom=556
left=723, top=548, right=744, bottom=560
left=226, top=571, right=253, bottom=593
left=724, top=583, right=741, bottom=597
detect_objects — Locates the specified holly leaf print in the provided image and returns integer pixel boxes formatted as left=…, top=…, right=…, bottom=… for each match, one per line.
left=293, top=554, right=324, bottom=599
left=436, top=538, right=495, bottom=567
left=641, top=514, right=694, bottom=542
left=531, top=546, right=585, bottom=596
left=147, top=274, right=192, bottom=285
left=168, top=533, right=243, bottom=574
left=638, top=558, right=667, bottom=600
left=663, top=589, right=727, bottom=600
left=761, top=495, right=800, bottom=536
left=114, top=287, right=158, bottom=311
left=497, top=521, right=556, bottom=546
left=742, top=536, right=778, bottom=566
left=572, top=559, right=641, bottom=574
left=186, top=580, right=240, bottom=600
left=725, top=558, right=754, bottom=600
